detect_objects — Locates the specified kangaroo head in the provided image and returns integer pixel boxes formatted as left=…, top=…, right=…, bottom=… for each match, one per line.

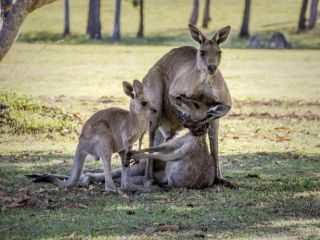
left=189, top=24, right=231, bottom=76
left=174, top=96, right=208, bottom=122
left=122, top=80, right=157, bottom=116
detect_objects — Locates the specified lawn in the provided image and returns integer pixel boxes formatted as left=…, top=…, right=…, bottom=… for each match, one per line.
left=0, top=0, right=320, bottom=238
left=19, top=0, right=320, bottom=49
left=0, top=42, right=319, bottom=239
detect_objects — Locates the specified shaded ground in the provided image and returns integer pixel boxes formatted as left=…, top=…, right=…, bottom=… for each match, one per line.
left=0, top=94, right=319, bottom=239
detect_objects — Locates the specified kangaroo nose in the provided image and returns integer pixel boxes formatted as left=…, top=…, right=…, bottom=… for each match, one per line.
left=150, top=108, right=158, bottom=114
left=207, top=65, right=217, bottom=74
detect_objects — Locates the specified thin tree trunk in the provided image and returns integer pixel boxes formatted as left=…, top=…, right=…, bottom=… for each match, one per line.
left=0, top=0, right=58, bottom=62
left=309, top=0, right=318, bottom=29
left=298, top=0, right=308, bottom=31
left=63, top=0, right=70, bottom=36
left=112, top=0, right=121, bottom=42
left=239, top=0, right=251, bottom=38
left=137, top=0, right=144, bottom=38
left=202, top=0, right=211, bottom=28
left=189, top=0, right=199, bottom=25
left=0, top=1, right=4, bottom=30
left=87, top=0, right=101, bottom=39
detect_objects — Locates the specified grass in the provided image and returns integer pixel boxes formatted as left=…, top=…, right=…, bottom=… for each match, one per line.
left=17, top=0, right=320, bottom=49
left=1, top=1, right=320, bottom=236
left=0, top=41, right=320, bottom=238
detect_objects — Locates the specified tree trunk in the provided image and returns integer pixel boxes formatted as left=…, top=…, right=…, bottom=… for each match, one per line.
left=0, top=0, right=58, bottom=62
left=202, top=0, right=211, bottom=28
left=239, top=0, right=251, bottom=38
left=63, top=0, right=70, bottom=36
left=87, top=0, right=101, bottom=39
left=112, top=0, right=121, bottom=42
left=298, top=0, right=308, bottom=31
left=309, top=0, right=318, bottom=29
left=137, top=0, right=144, bottom=38
left=189, top=0, right=199, bottom=25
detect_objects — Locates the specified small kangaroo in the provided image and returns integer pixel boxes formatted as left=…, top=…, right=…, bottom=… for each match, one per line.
left=33, top=80, right=156, bottom=193
left=81, top=96, right=217, bottom=189
left=128, top=96, right=215, bottom=188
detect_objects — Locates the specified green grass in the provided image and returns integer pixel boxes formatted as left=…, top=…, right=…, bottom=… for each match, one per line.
left=1, top=43, right=320, bottom=239
left=18, top=0, right=320, bottom=48
left=0, top=92, right=81, bottom=135
left=1, top=4, right=320, bottom=236
left=1, top=44, right=320, bottom=101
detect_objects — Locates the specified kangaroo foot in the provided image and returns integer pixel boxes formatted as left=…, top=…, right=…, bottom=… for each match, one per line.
left=121, top=183, right=141, bottom=195
left=215, top=176, right=237, bottom=189
left=79, top=174, right=91, bottom=187
left=104, top=186, right=118, bottom=194
left=143, top=177, right=155, bottom=187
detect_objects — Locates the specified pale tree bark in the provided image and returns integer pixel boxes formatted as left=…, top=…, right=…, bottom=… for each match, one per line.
left=202, top=0, right=211, bottom=28
left=137, top=0, right=143, bottom=38
left=239, top=0, right=251, bottom=38
left=112, top=0, right=121, bottom=42
left=189, top=0, right=199, bottom=25
left=0, top=0, right=58, bottom=62
left=63, top=0, right=70, bottom=36
left=309, top=0, right=319, bottom=29
left=87, top=0, right=101, bottom=39
left=298, top=0, right=308, bottom=32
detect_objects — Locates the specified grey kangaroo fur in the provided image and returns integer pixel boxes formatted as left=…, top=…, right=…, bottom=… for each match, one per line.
left=32, top=80, right=156, bottom=193
left=79, top=96, right=217, bottom=188
left=141, top=24, right=232, bottom=187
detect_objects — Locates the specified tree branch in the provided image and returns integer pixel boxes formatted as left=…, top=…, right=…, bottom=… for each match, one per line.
left=0, top=0, right=58, bottom=61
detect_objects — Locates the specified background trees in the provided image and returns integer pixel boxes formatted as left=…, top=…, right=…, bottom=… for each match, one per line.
left=308, top=0, right=319, bottom=29
left=297, top=0, right=319, bottom=32
left=87, top=0, right=101, bottom=39
left=112, top=0, right=121, bottom=42
left=202, top=0, right=211, bottom=28
left=189, top=0, right=199, bottom=25
left=63, top=0, right=70, bottom=36
left=298, top=0, right=308, bottom=31
left=239, top=0, right=251, bottom=38
left=136, top=0, right=144, bottom=38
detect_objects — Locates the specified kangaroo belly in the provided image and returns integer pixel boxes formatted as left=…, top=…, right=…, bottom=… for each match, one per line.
left=165, top=158, right=207, bottom=188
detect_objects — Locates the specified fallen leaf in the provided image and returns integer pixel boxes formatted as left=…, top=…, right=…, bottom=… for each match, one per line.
left=276, top=135, right=290, bottom=142
left=156, top=224, right=180, bottom=232
left=275, top=126, right=290, bottom=132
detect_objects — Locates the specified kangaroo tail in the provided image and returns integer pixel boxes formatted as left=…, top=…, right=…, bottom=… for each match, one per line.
left=33, top=144, right=87, bottom=187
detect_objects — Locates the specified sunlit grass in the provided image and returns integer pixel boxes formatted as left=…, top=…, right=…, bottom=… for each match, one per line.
left=18, top=0, right=320, bottom=48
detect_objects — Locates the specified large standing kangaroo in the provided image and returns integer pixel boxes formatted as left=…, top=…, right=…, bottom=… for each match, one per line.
left=142, top=25, right=233, bottom=187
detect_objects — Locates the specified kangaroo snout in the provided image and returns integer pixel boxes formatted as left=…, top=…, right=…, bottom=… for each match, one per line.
left=207, top=65, right=217, bottom=75
left=150, top=107, right=158, bottom=114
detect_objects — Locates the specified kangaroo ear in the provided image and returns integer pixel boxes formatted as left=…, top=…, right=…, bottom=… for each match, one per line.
left=212, top=25, right=231, bottom=44
left=132, top=79, right=143, bottom=97
left=207, top=104, right=231, bottom=119
left=188, top=24, right=207, bottom=44
left=122, top=81, right=134, bottom=99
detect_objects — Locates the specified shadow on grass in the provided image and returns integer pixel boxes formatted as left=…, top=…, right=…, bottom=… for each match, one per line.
left=0, top=151, right=319, bottom=239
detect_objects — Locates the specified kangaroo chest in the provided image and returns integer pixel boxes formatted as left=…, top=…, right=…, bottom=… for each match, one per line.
left=169, top=71, right=219, bottom=106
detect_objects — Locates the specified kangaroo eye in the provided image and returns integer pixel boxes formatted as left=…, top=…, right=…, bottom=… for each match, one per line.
left=193, top=103, right=200, bottom=109
left=141, top=101, right=147, bottom=106
left=200, top=51, right=206, bottom=57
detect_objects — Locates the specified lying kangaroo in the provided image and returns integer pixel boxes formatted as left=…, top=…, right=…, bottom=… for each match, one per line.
left=79, top=96, right=216, bottom=188
left=33, top=80, right=156, bottom=193
left=142, top=24, right=232, bottom=187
